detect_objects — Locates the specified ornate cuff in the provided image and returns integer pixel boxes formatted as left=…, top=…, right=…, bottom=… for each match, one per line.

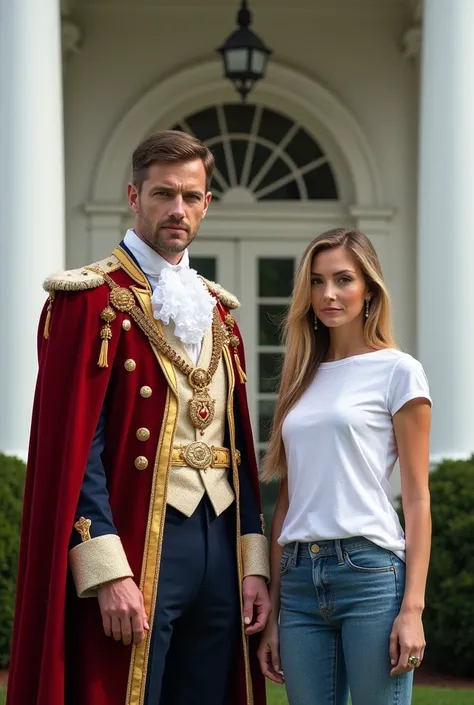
left=241, top=533, right=270, bottom=581
left=69, top=534, right=133, bottom=598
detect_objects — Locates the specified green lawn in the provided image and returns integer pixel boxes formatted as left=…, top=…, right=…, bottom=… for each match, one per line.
left=1, top=685, right=473, bottom=704
left=267, top=682, right=474, bottom=704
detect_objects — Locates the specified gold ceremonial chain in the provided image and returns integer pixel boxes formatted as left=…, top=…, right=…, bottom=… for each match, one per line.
left=91, top=267, right=228, bottom=434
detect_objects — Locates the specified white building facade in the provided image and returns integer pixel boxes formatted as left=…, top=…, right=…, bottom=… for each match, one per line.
left=1, top=0, right=473, bottom=498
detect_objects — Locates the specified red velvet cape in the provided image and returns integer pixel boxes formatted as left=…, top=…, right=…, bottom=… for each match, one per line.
left=7, top=264, right=266, bottom=705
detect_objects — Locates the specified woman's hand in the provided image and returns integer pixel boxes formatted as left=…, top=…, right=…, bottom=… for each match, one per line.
left=389, top=609, right=425, bottom=676
left=257, top=617, right=284, bottom=684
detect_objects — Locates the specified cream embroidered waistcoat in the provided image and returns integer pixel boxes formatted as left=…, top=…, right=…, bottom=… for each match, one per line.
left=162, top=322, right=235, bottom=517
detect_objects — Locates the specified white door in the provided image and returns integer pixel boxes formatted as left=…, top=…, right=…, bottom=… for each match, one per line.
left=237, top=240, right=309, bottom=464
left=188, top=240, right=237, bottom=296
left=190, top=238, right=309, bottom=461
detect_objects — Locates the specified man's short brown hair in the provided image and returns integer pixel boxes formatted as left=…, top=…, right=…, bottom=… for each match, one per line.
left=132, top=130, right=215, bottom=192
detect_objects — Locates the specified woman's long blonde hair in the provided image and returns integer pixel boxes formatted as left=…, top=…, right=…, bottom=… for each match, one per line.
left=261, top=228, right=396, bottom=482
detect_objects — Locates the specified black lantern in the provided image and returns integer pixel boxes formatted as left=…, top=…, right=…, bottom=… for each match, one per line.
left=217, top=0, right=272, bottom=102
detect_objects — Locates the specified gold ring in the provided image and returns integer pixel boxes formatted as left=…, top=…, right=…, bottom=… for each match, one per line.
left=408, top=655, right=421, bottom=668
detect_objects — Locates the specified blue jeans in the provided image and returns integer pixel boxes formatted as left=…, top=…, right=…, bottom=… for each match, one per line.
left=279, top=537, right=413, bottom=705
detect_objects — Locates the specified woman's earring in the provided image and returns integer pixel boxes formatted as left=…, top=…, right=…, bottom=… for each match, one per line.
left=314, top=313, right=318, bottom=330
left=365, top=299, right=370, bottom=318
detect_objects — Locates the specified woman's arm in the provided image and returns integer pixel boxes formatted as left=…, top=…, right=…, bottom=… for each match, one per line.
left=390, top=397, right=431, bottom=675
left=268, top=477, right=289, bottom=615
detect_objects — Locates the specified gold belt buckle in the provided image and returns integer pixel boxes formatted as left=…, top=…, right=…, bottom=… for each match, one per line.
left=183, top=441, right=213, bottom=471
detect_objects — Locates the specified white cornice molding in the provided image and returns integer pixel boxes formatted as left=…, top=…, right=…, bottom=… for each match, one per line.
left=61, top=0, right=81, bottom=66
left=62, top=17, right=82, bottom=62
left=402, top=0, right=423, bottom=61
left=90, top=59, right=385, bottom=208
left=61, top=0, right=80, bottom=14
left=402, top=25, right=422, bottom=60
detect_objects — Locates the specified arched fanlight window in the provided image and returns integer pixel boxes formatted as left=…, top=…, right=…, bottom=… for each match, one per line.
left=171, top=103, right=339, bottom=203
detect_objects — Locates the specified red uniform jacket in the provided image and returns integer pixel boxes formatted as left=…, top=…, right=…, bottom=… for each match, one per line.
left=7, top=246, right=267, bottom=705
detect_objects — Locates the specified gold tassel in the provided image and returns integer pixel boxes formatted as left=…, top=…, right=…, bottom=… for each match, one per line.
left=43, top=292, right=55, bottom=339
left=234, top=351, right=248, bottom=384
left=225, top=319, right=248, bottom=384
left=98, top=325, right=112, bottom=367
left=98, top=306, right=116, bottom=368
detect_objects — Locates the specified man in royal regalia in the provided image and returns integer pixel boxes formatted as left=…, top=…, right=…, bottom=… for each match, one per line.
left=7, top=130, right=271, bottom=705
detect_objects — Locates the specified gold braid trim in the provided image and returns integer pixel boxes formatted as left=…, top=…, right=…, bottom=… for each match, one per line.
left=89, top=267, right=227, bottom=378
left=224, top=313, right=248, bottom=384
left=43, top=291, right=56, bottom=339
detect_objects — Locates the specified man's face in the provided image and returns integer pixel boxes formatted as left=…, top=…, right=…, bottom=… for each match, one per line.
left=127, top=159, right=212, bottom=263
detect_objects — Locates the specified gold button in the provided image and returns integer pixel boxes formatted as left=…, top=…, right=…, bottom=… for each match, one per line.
left=124, top=359, right=136, bottom=372
left=140, top=385, right=152, bottom=398
left=136, top=427, right=150, bottom=442
left=134, top=456, right=148, bottom=471
left=310, top=543, right=320, bottom=554
left=122, top=319, right=131, bottom=331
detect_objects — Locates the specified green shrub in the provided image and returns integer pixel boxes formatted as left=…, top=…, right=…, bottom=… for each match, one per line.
left=0, top=453, right=25, bottom=669
left=399, top=456, right=474, bottom=677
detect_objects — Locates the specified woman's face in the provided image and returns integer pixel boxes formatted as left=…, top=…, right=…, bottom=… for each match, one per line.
left=311, top=246, right=370, bottom=330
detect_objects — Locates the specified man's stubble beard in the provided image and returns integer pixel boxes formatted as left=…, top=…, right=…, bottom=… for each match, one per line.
left=153, top=228, right=197, bottom=254
left=137, top=211, right=200, bottom=255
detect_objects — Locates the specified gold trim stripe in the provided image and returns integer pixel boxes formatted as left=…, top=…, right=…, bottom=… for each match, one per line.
left=126, top=385, right=178, bottom=704
left=223, top=345, right=254, bottom=705
left=131, top=286, right=179, bottom=397
left=113, top=246, right=150, bottom=289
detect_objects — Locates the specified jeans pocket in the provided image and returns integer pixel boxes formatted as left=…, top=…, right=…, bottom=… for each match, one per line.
left=280, top=552, right=291, bottom=576
left=344, top=545, right=395, bottom=573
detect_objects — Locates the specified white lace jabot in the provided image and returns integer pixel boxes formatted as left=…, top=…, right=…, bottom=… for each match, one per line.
left=123, top=230, right=216, bottom=354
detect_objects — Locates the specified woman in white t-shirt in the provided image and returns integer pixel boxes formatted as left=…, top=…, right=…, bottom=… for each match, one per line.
left=257, top=229, right=431, bottom=705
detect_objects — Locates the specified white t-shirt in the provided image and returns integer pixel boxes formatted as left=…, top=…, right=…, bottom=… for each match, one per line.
left=279, top=349, right=431, bottom=560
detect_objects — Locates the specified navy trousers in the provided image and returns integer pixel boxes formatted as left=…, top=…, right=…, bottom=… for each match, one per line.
left=144, top=497, right=240, bottom=704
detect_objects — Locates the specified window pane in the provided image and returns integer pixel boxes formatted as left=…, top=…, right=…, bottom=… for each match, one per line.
left=186, top=107, right=220, bottom=142
left=259, top=399, right=276, bottom=443
left=209, top=141, right=230, bottom=184
left=248, top=143, right=273, bottom=184
left=224, top=103, right=256, bottom=134
left=189, top=257, right=216, bottom=281
left=258, top=107, right=293, bottom=145
left=258, top=180, right=300, bottom=201
left=210, top=176, right=222, bottom=198
left=259, top=304, right=287, bottom=346
left=304, top=162, right=339, bottom=200
left=258, top=258, right=294, bottom=297
left=259, top=353, right=283, bottom=393
left=254, top=156, right=291, bottom=193
left=260, top=481, right=280, bottom=537
left=230, top=139, right=248, bottom=183
left=286, top=127, right=324, bottom=166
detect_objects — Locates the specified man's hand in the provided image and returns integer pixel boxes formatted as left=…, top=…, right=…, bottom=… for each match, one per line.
left=98, top=577, right=150, bottom=646
left=242, top=576, right=271, bottom=635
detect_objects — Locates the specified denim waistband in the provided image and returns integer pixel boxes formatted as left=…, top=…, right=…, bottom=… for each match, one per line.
left=283, top=537, right=376, bottom=563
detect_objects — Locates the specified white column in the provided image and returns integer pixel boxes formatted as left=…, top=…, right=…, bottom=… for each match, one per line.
left=417, top=0, right=474, bottom=463
left=0, top=0, right=65, bottom=459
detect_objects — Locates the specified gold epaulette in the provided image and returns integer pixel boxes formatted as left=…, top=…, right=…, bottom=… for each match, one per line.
left=41, top=255, right=121, bottom=342
left=201, top=277, right=240, bottom=310
left=42, top=255, right=121, bottom=293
